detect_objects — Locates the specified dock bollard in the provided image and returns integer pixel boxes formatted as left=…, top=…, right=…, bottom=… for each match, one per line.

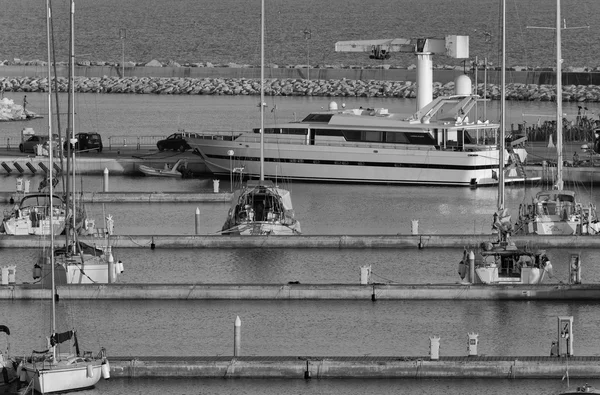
left=429, top=336, right=440, bottom=360
left=234, top=316, right=241, bottom=357
left=103, top=168, right=109, bottom=192
left=107, top=246, right=114, bottom=284
left=213, top=180, right=220, bottom=193
left=467, top=333, right=479, bottom=356
left=468, top=251, right=475, bottom=283
left=195, top=207, right=200, bottom=235
left=360, top=265, right=371, bottom=285
left=411, top=219, right=419, bottom=235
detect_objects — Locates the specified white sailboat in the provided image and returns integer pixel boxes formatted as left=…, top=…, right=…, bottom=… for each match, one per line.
left=33, top=0, right=123, bottom=285
left=21, top=2, right=110, bottom=393
left=219, top=0, right=301, bottom=236
left=458, top=0, right=555, bottom=285
left=515, top=0, right=600, bottom=236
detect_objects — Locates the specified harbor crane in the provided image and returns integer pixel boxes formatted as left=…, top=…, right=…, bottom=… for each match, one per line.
left=335, top=36, right=469, bottom=110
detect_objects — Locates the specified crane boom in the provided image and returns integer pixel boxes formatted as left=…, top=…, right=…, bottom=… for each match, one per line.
left=335, top=35, right=469, bottom=110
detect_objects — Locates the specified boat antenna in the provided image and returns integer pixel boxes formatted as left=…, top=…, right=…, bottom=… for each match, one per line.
left=498, top=0, right=505, bottom=211
left=260, top=0, right=265, bottom=182
left=526, top=0, right=589, bottom=191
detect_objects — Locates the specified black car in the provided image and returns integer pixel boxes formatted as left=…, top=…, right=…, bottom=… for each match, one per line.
left=157, top=133, right=192, bottom=152
left=64, top=132, right=103, bottom=153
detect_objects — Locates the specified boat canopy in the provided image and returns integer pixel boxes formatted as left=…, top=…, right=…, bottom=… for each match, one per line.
left=240, top=180, right=294, bottom=211
left=19, top=194, right=64, bottom=208
left=0, top=325, right=9, bottom=335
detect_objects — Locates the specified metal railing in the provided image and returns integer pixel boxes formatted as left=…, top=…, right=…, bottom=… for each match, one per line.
left=107, top=135, right=165, bottom=150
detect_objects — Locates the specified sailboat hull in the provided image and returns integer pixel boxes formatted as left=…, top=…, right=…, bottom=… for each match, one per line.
left=24, top=360, right=103, bottom=394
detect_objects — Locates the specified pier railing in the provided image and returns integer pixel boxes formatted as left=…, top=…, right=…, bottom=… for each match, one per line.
left=107, top=135, right=165, bottom=150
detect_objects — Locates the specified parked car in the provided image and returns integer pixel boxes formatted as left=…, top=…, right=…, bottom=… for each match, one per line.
left=64, top=132, right=103, bottom=153
left=157, top=132, right=194, bottom=152
left=19, top=135, right=48, bottom=153
left=19, top=134, right=59, bottom=153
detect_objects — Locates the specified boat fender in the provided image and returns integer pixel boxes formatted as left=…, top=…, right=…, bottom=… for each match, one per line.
left=545, top=261, right=553, bottom=278
left=86, top=364, right=94, bottom=378
left=19, top=366, right=27, bottom=382
left=458, top=260, right=467, bottom=280
left=418, top=236, right=424, bottom=250
left=101, top=360, right=110, bottom=380
left=151, top=237, right=155, bottom=250
left=33, top=263, right=41, bottom=280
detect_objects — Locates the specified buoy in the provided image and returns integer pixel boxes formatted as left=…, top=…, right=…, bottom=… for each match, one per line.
left=86, top=364, right=94, bottom=378
left=304, top=360, right=311, bottom=379
left=101, top=360, right=110, bottom=379
left=33, top=263, right=41, bottom=280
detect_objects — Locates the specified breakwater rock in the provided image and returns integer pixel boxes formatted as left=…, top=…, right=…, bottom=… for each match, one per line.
left=3, top=75, right=600, bottom=102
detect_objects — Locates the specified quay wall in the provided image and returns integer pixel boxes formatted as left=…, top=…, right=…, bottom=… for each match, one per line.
left=2, top=66, right=600, bottom=101
left=2, top=283, right=600, bottom=301
left=104, top=356, right=600, bottom=379
left=1, top=234, right=600, bottom=249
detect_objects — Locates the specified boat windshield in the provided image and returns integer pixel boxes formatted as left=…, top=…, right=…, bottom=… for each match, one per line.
left=19, top=195, right=63, bottom=208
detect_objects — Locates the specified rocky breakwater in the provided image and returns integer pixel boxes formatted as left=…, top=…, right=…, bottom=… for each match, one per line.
left=3, top=74, right=600, bottom=103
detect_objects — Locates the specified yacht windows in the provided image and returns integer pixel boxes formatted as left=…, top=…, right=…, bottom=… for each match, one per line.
left=253, top=128, right=308, bottom=135
left=302, top=113, right=334, bottom=123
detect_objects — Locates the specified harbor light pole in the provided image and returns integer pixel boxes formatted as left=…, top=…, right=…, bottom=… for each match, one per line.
left=303, top=28, right=311, bottom=81
left=119, top=28, right=127, bottom=77
left=227, top=149, right=234, bottom=192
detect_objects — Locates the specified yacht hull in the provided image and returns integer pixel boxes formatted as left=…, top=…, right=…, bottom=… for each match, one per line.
left=188, top=138, right=526, bottom=187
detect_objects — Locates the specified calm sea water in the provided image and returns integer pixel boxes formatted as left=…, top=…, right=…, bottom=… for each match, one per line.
left=2, top=94, right=600, bottom=394
left=0, top=0, right=598, bottom=69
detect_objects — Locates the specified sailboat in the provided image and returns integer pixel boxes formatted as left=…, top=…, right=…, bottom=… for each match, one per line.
left=200, top=0, right=301, bottom=236
left=514, top=0, right=600, bottom=236
left=0, top=325, right=18, bottom=392
left=457, top=0, right=555, bottom=285
left=21, top=3, right=110, bottom=393
left=33, top=0, right=124, bottom=285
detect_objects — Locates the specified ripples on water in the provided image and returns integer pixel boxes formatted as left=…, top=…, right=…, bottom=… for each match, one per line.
left=1, top=0, right=599, bottom=68
left=3, top=95, right=600, bottom=393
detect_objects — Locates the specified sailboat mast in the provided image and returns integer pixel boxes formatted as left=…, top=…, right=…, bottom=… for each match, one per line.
left=498, top=0, right=506, bottom=211
left=259, top=0, right=265, bottom=181
left=70, top=0, right=77, bottom=238
left=45, top=0, right=57, bottom=352
left=556, top=0, right=563, bottom=190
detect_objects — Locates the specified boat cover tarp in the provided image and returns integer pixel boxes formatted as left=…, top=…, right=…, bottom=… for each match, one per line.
left=0, top=325, right=9, bottom=335
left=50, top=330, right=73, bottom=346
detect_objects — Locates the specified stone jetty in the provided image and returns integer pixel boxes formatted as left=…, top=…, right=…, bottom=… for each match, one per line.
left=3, top=75, right=600, bottom=103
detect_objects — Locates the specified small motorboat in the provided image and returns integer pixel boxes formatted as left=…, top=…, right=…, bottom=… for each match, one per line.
left=560, top=384, right=600, bottom=394
left=138, top=159, right=188, bottom=177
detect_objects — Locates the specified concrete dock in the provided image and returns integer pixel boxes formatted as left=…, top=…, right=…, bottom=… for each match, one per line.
left=103, top=355, right=599, bottom=379
left=2, top=282, right=600, bottom=300
left=0, top=234, right=597, bottom=249
left=0, top=191, right=231, bottom=204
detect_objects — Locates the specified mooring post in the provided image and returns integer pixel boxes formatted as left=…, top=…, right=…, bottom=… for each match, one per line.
left=195, top=207, right=200, bottom=235
left=103, top=168, right=109, bottom=192
left=234, top=316, right=241, bottom=357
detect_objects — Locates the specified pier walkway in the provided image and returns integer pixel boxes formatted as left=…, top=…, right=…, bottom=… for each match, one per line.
left=102, top=355, right=599, bottom=379
left=2, top=282, right=600, bottom=301
left=0, top=234, right=598, bottom=249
